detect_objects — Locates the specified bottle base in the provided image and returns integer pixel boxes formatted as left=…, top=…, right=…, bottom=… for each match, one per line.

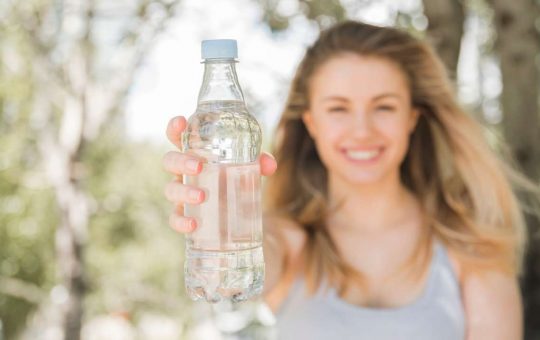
left=185, top=247, right=264, bottom=303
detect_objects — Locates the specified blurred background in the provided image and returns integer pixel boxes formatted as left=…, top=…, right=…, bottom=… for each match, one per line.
left=0, top=0, right=539, bottom=339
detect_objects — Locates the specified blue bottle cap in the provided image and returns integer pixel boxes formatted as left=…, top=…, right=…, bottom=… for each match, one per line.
left=201, top=39, right=238, bottom=60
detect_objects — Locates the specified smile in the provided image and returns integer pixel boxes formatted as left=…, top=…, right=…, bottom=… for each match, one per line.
left=343, top=148, right=384, bottom=162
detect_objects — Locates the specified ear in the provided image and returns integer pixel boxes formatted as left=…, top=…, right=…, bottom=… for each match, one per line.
left=408, top=107, right=420, bottom=133
left=302, top=110, right=317, bottom=139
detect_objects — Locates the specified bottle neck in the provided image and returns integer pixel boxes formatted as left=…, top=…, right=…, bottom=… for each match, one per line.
left=197, top=59, right=245, bottom=104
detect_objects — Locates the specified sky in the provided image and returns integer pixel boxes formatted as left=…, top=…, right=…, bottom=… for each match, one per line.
left=125, top=0, right=306, bottom=145
left=124, top=0, right=491, bottom=146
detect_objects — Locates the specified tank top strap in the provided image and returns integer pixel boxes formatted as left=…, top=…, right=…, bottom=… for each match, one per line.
left=432, top=240, right=460, bottom=281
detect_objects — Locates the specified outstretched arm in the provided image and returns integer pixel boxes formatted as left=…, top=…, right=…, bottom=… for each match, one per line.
left=462, top=270, right=522, bottom=340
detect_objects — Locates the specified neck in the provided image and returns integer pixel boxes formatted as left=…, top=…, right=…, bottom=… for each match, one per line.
left=327, top=172, right=418, bottom=234
left=197, top=59, right=244, bottom=103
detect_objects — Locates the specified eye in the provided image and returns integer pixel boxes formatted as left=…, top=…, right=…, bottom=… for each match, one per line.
left=375, top=105, right=395, bottom=112
left=328, top=106, right=347, bottom=113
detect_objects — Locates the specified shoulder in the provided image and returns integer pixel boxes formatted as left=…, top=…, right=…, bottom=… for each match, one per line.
left=262, top=214, right=307, bottom=310
left=447, top=251, right=522, bottom=339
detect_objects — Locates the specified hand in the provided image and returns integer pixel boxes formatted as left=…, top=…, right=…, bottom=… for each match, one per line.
left=162, top=115, right=278, bottom=233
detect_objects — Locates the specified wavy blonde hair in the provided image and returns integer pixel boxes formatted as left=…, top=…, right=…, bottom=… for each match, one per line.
left=264, top=20, right=533, bottom=294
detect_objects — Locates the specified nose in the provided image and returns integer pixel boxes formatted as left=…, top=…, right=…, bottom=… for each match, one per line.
left=350, top=110, right=373, bottom=137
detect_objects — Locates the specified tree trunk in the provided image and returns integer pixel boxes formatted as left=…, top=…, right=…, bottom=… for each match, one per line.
left=40, top=56, right=90, bottom=340
left=55, top=171, right=88, bottom=340
left=10, top=0, right=180, bottom=337
left=489, top=0, right=540, bottom=338
left=422, top=0, right=465, bottom=79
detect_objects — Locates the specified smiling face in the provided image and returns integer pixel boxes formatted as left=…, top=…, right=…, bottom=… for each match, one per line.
left=302, top=53, right=419, bottom=188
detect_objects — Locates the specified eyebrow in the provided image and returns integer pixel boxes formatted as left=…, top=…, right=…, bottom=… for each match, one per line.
left=321, top=93, right=403, bottom=102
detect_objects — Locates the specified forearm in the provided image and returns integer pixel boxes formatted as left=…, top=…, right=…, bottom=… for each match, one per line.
left=262, top=216, right=286, bottom=294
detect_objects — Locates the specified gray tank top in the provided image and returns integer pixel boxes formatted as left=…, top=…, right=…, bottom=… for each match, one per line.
left=274, top=242, right=465, bottom=340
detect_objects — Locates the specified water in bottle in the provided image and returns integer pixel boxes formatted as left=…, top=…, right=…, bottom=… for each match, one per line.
left=183, top=39, right=264, bottom=303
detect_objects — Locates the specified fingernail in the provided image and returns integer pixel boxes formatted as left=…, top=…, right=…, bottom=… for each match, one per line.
left=188, top=189, right=201, bottom=202
left=173, top=117, right=181, bottom=130
left=186, top=159, right=200, bottom=172
left=188, top=219, right=197, bottom=231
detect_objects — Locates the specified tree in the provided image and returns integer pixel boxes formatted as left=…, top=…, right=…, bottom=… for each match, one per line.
left=488, top=0, right=540, bottom=338
left=423, top=0, right=465, bottom=79
left=1, top=0, right=181, bottom=338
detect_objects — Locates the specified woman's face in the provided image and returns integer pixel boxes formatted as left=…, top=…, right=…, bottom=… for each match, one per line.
left=302, top=54, right=419, bottom=186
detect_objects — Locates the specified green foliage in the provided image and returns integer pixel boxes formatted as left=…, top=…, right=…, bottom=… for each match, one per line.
left=82, top=124, right=191, bottom=325
left=0, top=82, right=56, bottom=339
left=0, top=114, right=193, bottom=336
left=259, top=0, right=347, bottom=32
left=1, top=0, right=193, bottom=337
left=0, top=15, right=57, bottom=335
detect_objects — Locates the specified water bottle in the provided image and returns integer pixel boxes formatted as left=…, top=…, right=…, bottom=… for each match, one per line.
left=183, top=39, right=264, bottom=303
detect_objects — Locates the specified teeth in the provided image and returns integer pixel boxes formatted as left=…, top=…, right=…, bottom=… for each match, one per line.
left=346, top=149, right=381, bottom=160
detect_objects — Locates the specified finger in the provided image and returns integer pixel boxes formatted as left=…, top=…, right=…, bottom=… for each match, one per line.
left=260, top=152, right=277, bottom=177
left=162, top=151, right=203, bottom=176
left=169, top=213, right=197, bottom=233
left=164, top=181, right=206, bottom=204
left=166, top=116, right=187, bottom=149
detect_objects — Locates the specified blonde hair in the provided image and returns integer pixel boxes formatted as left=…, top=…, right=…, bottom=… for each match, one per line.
left=264, top=20, right=534, bottom=294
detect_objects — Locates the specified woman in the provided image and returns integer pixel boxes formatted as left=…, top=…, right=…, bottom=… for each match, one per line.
left=163, top=21, right=528, bottom=339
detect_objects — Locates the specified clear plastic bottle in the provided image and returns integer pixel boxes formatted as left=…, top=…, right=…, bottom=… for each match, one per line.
left=183, top=39, right=264, bottom=303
